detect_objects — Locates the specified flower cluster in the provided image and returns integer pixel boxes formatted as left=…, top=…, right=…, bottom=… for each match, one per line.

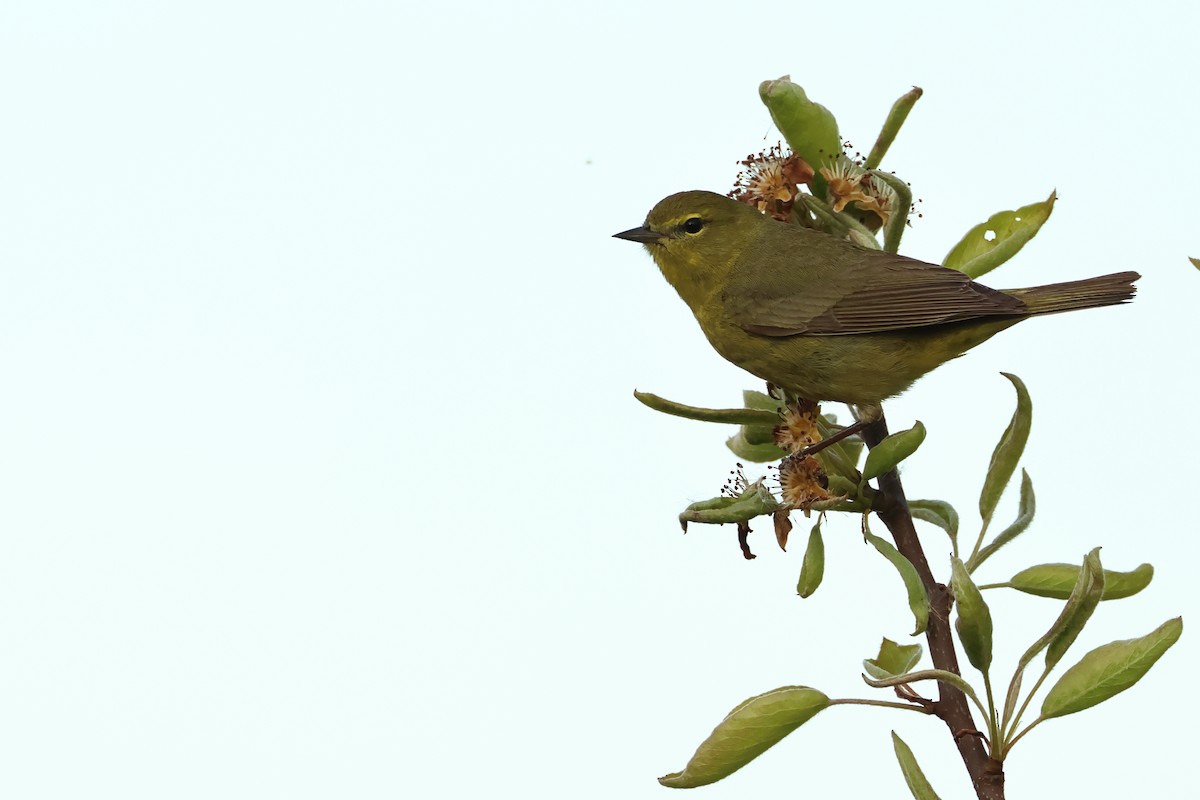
left=772, top=399, right=834, bottom=510
left=729, top=144, right=815, bottom=221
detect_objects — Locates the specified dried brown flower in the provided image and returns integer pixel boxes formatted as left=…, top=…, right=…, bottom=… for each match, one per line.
left=773, top=397, right=823, bottom=454
left=778, top=454, right=832, bottom=510
left=730, top=144, right=815, bottom=222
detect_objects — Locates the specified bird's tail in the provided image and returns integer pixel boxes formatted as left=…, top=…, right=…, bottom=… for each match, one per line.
left=1005, top=271, right=1140, bottom=315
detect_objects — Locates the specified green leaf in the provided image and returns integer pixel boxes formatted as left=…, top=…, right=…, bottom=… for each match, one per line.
left=864, top=638, right=923, bottom=680
left=864, top=532, right=930, bottom=635
left=971, top=469, right=1035, bottom=571
left=1044, top=549, right=1106, bottom=671
left=978, top=373, right=1032, bottom=530
left=658, top=686, right=830, bottom=788
left=742, top=389, right=785, bottom=413
left=679, top=480, right=779, bottom=529
left=633, top=390, right=780, bottom=426
left=864, top=86, right=923, bottom=170
left=759, top=76, right=841, bottom=174
left=951, top=558, right=993, bottom=674
left=796, top=522, right=825, bottom=598
left=740, top=422, right=779, bottom=446
left=1004, top=562, right=1154, bottom=601
left=907, top=499, right=959, bottom=540
left=1041, top=617, right=1183, bottom=719
left=891, top=732, right=944, bottom=800
left=1189, top=256, right=1199, bottom=270
left=943, top=191, right=1056, bottom=279
left=734, top=390, right=788, bottom=456
left=863, top=421, right=926, bottom=481
left=1002, top=549, right=1105, bottom=725
left=725, top=430, right=787, bottom=463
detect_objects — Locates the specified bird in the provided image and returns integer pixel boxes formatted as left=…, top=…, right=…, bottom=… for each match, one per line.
left=614, top=190, right=1138, bottom=436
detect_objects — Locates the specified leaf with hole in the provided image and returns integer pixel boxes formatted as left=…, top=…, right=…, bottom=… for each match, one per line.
left=943, top=191, right=1055, bottom=278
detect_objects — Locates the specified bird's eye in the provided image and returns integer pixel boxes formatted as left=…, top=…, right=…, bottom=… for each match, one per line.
left=682, top=217, right=705, bottom=234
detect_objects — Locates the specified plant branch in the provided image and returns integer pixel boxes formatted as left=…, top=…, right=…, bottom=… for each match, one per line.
left=863, top=413, right=1006, bottom=800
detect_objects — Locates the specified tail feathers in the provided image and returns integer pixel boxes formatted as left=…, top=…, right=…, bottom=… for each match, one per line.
left=1006, top=271, right=1140, bottom=316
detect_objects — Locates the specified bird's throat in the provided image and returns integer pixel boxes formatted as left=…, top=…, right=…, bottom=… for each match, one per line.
left=650, top=246, right=716, bottom=314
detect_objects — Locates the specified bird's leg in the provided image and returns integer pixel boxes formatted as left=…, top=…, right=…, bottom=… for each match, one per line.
left=796, top=402, right=881, bottom=459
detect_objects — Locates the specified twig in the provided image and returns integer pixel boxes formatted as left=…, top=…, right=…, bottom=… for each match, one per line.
left=863, top=414, right=1006, bottom=800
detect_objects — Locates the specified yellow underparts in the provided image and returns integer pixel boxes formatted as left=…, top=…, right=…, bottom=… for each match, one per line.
left=694, top=305, right=1023, bottom=405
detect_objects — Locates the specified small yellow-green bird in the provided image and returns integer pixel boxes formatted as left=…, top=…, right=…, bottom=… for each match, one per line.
left=615, top=190, right=1137, bottom=412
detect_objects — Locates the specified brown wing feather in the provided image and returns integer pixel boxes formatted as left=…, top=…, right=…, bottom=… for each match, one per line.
left=732, top=252, right=1029, bottom=337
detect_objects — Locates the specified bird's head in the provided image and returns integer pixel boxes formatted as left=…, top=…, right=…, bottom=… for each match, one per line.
left=614, top=190, right=765, bottom=308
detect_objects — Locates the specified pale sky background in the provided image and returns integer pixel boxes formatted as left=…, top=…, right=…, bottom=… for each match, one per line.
left=2, top=2, right=1197, bottom=798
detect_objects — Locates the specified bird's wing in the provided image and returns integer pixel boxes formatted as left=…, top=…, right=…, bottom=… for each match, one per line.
left=726, top=251, right=1029, bottom=337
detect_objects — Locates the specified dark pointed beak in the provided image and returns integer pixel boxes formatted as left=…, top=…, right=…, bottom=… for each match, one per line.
left=613, top=226, right=664, bottom=245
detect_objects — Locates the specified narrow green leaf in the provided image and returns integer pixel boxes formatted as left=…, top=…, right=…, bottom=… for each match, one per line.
left=1041, top=617, right=1183, bottom=719
left=864, top=638, right=923, bottom=679
left=978, top=374, right=1032, bottom=529
left=634, top=391, right=780, bottom=426
left=1006, top=549, right=1106, bottom=719
left=1005, top=562, right=1154, bottom=601
left=797, top=522, right=825, bottom=598
left=863, top=421, right=927, bottom=480
left=1001, top=669, right=1024, bottom=734
left=725, top=430, right=787, bottom=463
left=679, top=481, right=779, bottom=529
left=864, top=532, right=930, bottom=635
left=943, top=192, right=1056, bottom=279
left=907, top=499, right=959, bottom=540
left=1045, top=549, right=1106, bottom=671
left=759, top=76, right=841, bottom=174
left=864, top=86, right=923, bottom=170
left=971, top=469, right=1036, bottom=571
left=1189, top=256, right=1199, bottom=270
left=892, top=732, right=944, bottom=800
left=659, top=686, right=830, bottom=788
left=951, top=558, right=994, bottom=673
